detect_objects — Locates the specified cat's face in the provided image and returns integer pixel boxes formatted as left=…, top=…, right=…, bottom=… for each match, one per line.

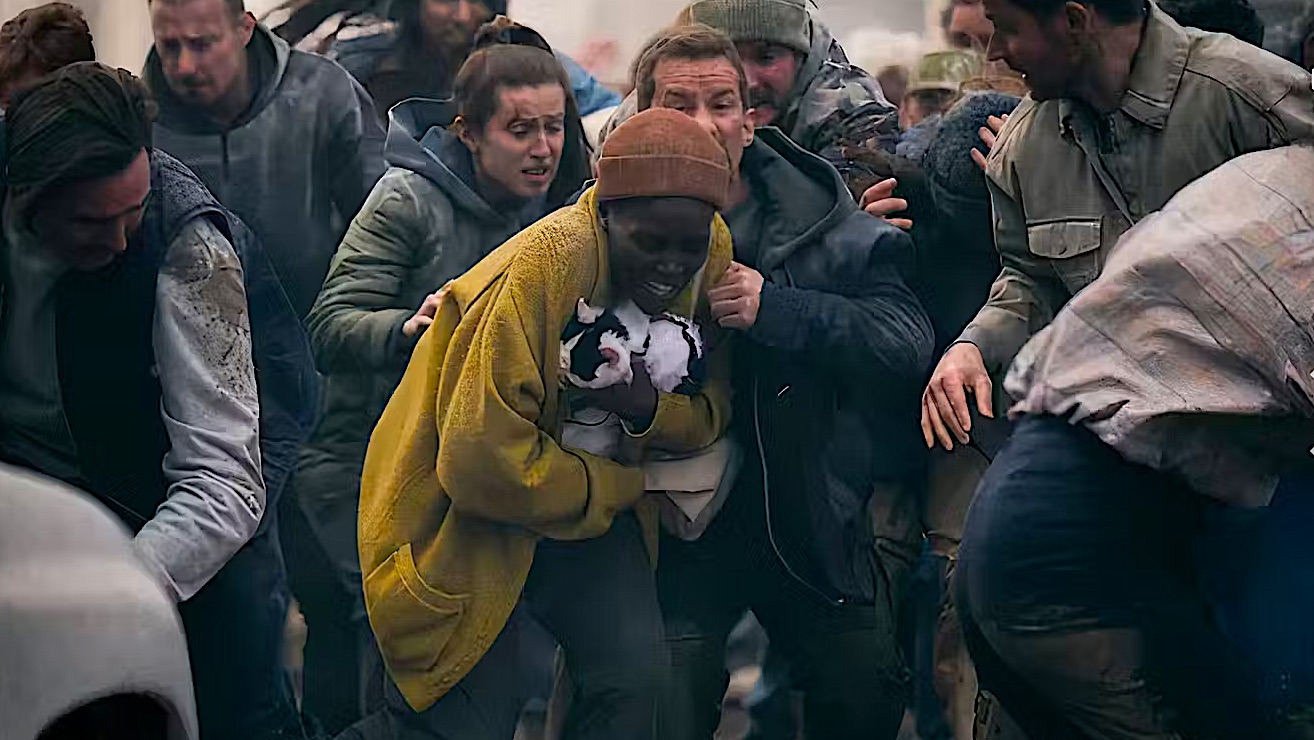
left=560, top=299, right=636, bottom=389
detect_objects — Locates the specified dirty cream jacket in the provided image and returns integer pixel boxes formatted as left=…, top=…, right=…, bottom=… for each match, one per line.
left=1007, top=145, right=1314, bottom=508
left=960, top=1, right=1314, bottom=374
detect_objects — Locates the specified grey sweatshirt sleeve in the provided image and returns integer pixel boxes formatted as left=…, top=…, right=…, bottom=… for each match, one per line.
left=133, top=217, right=265, bottom=602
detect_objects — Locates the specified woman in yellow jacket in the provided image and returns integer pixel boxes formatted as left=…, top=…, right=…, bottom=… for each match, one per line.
left=350, top=108, right=736, bottom=740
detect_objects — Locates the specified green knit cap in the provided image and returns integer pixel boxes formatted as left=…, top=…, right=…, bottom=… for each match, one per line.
left=688, top=0, right=811, bottom=55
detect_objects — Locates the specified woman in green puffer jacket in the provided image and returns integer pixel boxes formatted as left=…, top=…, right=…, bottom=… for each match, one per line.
left=283, top=23, right=591, bottom=734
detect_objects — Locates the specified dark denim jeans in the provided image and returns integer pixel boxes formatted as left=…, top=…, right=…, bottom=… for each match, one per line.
left=1199, top=474, right=1314, bottom=720
left=179, top=513, right=306, bottom=740
left=959, top=415, right=1289, bottom=740
left=337, top=512, right=666, bottom=740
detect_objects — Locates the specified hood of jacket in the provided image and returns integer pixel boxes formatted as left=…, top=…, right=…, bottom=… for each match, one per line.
left=145, top=25, right=291, bottom=135
left=385, top=97, right=542, bottom=228
left=739, top=127, right=854, bottom=273
left=778, top=18, right=899, bottom=156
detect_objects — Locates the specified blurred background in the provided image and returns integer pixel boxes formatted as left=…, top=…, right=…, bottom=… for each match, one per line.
left=0, top=0, right=937, bottom=85
left=0, top=0, right=1306, bottom=92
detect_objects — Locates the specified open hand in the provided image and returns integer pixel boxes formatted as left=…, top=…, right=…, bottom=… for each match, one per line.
left=402, top=283, right=452, bottom=338
left=970, top=114, right=1009, bottom=171
left=577, top=359, right=658, bottom=428
left=860, top=178, right=912, bottom=230
left=922, top=343, right=994, bottom=451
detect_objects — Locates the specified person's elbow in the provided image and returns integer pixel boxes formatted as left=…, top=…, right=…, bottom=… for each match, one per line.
left=859, top=230, right=936, bottom=380
left=437, top=429, right=587, bottom=526
left=214, top=467, right=266, bottom=546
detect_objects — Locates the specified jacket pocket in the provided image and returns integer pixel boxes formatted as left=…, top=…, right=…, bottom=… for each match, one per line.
left=363, top=543, right=468, bottom=675
left=1026, top=219, right=1103, bottom=293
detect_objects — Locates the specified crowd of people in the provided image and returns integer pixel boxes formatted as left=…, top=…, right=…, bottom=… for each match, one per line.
left=0, top=0, right=1312, bottom=739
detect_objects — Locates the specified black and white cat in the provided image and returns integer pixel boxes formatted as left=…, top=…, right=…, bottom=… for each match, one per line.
left=560, top=298, right=705, bottom=395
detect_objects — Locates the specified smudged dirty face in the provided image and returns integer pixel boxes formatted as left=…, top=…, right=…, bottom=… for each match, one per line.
left=460, top=83, right=567, bottom=200
left=649, top=55, right=754, bottom=175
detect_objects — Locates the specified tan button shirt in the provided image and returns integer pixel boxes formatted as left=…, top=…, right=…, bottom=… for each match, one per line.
left=959, top=1, right=1314, bottom=374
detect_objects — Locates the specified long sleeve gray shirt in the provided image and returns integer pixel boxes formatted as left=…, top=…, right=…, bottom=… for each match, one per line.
left=0, top=215, right=264, bottom=602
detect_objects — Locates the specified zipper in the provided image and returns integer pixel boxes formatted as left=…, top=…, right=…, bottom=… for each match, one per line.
left=754, top=374, right=845, bottom=606
left=219, top=132, right=231, bottom=201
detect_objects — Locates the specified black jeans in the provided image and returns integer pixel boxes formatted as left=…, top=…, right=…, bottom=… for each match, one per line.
left=338, top=512, right=666, bottom=740
left=281, top=484, right=384, bottom=736
left=658, top=474, right=910, bottom=740
left=958, top=415, right=1285, bottom=740
left=179, top=515, right=306, bottom=740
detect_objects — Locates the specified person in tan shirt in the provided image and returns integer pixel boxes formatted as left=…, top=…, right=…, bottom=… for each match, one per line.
left=921, top=0, right=1314, bottom=452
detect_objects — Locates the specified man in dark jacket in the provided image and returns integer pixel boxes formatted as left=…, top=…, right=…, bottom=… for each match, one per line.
left=632, top=26, right=933, bottom=739
left=0, top=63, right=315, bottom=740
left=146, top=0, right=387, bottom=320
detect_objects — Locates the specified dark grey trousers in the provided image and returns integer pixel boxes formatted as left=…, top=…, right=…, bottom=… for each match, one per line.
left=337, top=512, right=667, bottom=740
left=657, top=473, right=911, bottom=740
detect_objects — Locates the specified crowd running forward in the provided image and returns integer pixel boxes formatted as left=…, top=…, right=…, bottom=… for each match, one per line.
left=1, top=1, right=1313, bottom=739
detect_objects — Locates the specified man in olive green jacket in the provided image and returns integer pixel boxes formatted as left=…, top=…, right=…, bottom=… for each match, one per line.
left=921, top=0, right=1314, bottom=452
left=918, top=5, right=1314, bottom=735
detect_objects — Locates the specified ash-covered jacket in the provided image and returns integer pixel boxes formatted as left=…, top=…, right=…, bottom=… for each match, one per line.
left=301, top=98, right=544, bottom=499
left=961, top=2, right=1314, bottom=375
left=778, top=17, right=900, bottom=165
left=0, top=152, right=317, bottom=601
left=732, top=129, right=932, bottom=604
left=1008, top=145, right=1314, bottom=509
left=145, top=24, right=388, bottom=318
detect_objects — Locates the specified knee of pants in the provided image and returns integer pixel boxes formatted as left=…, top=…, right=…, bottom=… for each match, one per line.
left=924, top=445, right=992, bottom=555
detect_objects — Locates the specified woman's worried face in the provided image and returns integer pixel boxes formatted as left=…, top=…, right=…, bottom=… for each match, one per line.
left=460, top=83, right=567, bottom=200
left=604, top=197, right=715, bottom=315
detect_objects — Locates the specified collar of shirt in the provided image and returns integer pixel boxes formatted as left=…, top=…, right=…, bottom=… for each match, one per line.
left=1058, top=1, right=1191, bottom=132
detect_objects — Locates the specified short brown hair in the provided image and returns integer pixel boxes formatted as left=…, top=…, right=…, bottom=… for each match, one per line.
left=0, top=3, right=95, bottom=90
left=454, top=44, right=571, bottom=133
left=634, top=24, right=749, bottom=111
left=456, top=19, right=591, bottom=208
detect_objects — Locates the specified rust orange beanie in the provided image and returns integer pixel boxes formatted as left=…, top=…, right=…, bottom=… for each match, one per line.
left=595, top=108, right=732, bottom=211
